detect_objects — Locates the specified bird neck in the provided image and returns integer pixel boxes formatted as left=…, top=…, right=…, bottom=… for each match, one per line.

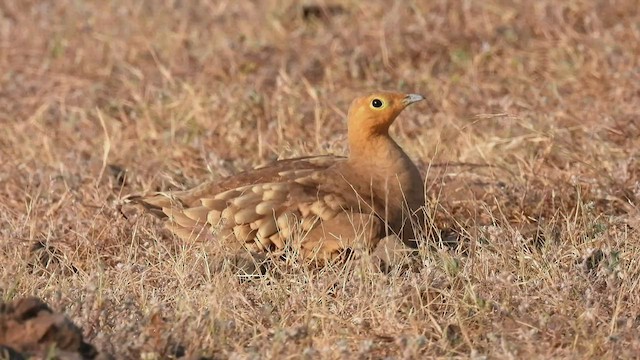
left=348, top=131, right=401, bottom=164
left=346, top=131, right=425, bottom=225
left=347, top=132, right=422, bottom=192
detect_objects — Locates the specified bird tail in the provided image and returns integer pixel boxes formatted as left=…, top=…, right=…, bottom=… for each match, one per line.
left=120, top=192, right=183, bottom=218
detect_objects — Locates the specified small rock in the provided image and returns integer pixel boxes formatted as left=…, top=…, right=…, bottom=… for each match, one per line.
left=0, top=297, right=111, bottom=359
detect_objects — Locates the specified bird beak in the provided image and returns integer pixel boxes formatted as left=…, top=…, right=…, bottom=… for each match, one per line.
left=402, top=93, right=425, bottom=106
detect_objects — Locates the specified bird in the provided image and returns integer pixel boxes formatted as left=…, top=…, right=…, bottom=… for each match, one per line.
left=125, top=91, right=427, bottom=262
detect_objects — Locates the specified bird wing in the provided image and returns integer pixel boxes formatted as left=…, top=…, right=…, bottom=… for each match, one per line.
left=126, top=155, right=343, bottom=210
left=125, top=154, right=383, bottom=258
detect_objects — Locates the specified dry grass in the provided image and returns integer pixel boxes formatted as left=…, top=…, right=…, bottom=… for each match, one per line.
left=1, top=0, right=640, bottom=358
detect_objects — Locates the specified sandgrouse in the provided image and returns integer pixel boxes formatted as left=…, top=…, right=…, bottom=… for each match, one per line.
left=126, top=92, right=426, bottom=261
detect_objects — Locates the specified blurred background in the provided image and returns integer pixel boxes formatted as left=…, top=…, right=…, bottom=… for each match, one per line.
left=2, top=1, right=638, bottom=180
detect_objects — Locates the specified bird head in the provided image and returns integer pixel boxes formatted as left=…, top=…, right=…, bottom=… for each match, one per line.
left=347, top=92, right=425, bottom=138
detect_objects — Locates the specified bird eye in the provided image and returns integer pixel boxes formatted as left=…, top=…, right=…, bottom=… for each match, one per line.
left=371, top=99, right=383, bottom=108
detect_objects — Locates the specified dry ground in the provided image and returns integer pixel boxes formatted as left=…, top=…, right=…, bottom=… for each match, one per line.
left=1, top=0, right=640, bottom=358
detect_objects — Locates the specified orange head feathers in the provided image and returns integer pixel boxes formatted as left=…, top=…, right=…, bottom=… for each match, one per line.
left=346, top=91, right=425, bottom=156
left=347, top=91, right=424, bottom=136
